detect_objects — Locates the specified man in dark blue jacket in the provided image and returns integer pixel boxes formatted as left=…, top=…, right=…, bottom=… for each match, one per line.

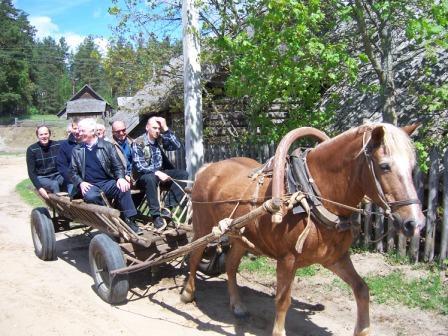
left=57, top=119, right=80, bottom=194
left=26, top=125, right=64, bottom=199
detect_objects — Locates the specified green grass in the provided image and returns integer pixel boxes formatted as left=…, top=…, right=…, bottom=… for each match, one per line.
left=366, top=271, right=448, bottom=315
left=16, top=179, right=43, bottom=207
left=24, top=114, right=59, bottom=121
left=238, top=255, right=320, bottom=277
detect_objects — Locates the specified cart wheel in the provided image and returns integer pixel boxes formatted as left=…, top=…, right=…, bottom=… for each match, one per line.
left=30, top=207, right=56, bottom=261
left=89, top=234, right=129, bottom=304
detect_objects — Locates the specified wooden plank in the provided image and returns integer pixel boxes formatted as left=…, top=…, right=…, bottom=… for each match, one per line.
left=386, top=216, right=396, bottom=252
left=424, top=148, right=440, bottom=262
left=410, top=165, right=425, bottom=262
left=373, top=205, right=384, bottom=252
left=362, top=202, right=373, bottom=248
left=441, top=148, right=448, bottom=261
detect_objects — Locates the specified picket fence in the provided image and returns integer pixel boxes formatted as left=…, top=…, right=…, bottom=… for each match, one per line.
left=167, top=143, right=448, bottom=264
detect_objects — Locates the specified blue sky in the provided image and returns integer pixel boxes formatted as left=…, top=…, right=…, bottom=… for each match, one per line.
left=15, top=0, right=117, bottom=53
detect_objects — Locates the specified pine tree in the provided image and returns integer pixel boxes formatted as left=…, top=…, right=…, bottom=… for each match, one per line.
left=0, top=0, right=36, bottom=116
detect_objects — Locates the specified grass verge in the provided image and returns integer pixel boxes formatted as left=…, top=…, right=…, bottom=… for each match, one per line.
left=16, top=179, right=43, bottom=207
left=366, top=271, right=448, bottom=315
left=240, top=255, right=448, bottom=315
left=239, top=255, right=320, bottom=277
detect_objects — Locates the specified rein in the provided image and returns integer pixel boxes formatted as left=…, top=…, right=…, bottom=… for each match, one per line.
left=361, top=130, right=420, bottom=217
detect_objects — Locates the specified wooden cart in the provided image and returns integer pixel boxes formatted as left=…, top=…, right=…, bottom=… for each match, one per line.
left=30, top=189, right=200, bottom=304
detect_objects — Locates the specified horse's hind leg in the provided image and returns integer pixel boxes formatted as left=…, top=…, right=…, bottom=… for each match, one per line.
left=181, top=239, right=205, bottom=303
left=226, top=241, right=248, bottom=318
left=272, top=255, right=296, bottom=336
left=325, top=253, right=370, bottom=336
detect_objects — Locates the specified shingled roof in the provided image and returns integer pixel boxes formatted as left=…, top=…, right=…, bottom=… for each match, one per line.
left=57, top=84, right=113, bottom=119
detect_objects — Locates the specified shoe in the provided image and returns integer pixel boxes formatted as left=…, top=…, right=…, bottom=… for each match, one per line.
left=153, top=216, right=167, bottom=233
left=160, top=208, right=172, bottom=220
left=124, top=217, right=143, bottom=235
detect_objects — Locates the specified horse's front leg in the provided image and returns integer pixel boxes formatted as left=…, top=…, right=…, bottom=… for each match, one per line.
left=325, top=252, right=370, bottom=336
left=226, top=241, right=248, bottom=318
left=272, top=255, right=296, bottom=336
left=181, top=235, right=206, bottom=303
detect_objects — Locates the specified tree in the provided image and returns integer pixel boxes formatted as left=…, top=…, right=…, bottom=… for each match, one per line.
left=0, top=0, right=36, bottom=116
left=219, top=0, right=357, bottom=142
left=34, top=37, right=71, bottom=114
left=104, top=35, right=181, bottom=98
left=71, top=36, right=109, bottom=98
left=347, top=0, right=442, bottom=124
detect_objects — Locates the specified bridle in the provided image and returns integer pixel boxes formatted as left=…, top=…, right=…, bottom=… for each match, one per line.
left=362, top=131, right=420, bottom=218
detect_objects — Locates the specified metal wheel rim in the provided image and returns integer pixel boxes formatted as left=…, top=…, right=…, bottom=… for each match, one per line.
left=93, top=252, right=111, bottom=290
left=31, top=219, right=43, bottom=253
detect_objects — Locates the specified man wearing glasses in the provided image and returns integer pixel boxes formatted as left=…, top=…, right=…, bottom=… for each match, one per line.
left=111, top=120, right=134, bottom=184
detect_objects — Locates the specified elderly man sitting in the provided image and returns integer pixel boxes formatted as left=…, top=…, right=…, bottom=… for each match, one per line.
left=70, top=118, right=142, bottom=234
left=26, top=125, right=64, bottom=199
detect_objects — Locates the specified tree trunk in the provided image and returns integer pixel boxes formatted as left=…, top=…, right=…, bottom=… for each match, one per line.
left=379, top=22, right=397, bottom=125
left=183, top=0, right=204, bottom=179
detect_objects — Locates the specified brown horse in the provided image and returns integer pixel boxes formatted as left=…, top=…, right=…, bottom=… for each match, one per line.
left=181, top=123, right=425, bottom=336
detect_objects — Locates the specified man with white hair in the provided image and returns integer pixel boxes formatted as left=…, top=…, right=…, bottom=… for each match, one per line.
left=70, top=118, right=142, bottom=234
left=96, top=122, right=106, bottom=140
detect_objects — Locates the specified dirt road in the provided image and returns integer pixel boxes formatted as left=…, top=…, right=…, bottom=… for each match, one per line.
left=0, top=155, right=446, bottom=336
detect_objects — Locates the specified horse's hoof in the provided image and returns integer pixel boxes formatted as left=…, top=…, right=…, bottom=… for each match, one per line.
left=232, top=304, right=250, bottom=319
left=180, top=289, right=195, bottom=303
left=354, top=327, right=370, bottom=336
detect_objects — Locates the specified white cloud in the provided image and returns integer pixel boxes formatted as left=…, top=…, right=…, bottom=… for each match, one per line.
left=29, top=15, right=108, bottom=55
left=94, top=37, right=109, bottom=57
left=29, top=16, right=59, bottom=39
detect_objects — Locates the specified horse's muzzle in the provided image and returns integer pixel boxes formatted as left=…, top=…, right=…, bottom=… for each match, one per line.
left=392, top=213, right=425, bottom=237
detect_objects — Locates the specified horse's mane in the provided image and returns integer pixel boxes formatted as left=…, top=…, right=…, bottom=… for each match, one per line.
left=363, top=123, right=416, bottom=164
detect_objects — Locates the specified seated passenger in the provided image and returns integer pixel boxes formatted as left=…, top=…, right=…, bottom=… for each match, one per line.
left=96, top=122, right=107, bottom=140
left=132, top=116, right=188, bottom=232
left=57, top=119, right=80, bottom=194
left=26, top=125, right=64, bottom=199
left=110, top=120, right=134, bottom=183
left=70, top=118, right=142, bottom=235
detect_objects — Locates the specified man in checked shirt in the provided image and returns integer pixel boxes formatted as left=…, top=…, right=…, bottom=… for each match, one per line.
left=132, top=116, right=188, bottom=232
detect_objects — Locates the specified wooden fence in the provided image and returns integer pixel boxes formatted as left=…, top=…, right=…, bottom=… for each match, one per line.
left=167, top=143, right=448, bottom=264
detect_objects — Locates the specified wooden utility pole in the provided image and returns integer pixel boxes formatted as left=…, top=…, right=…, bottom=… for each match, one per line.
left=182, top=0, right=204, bottom=179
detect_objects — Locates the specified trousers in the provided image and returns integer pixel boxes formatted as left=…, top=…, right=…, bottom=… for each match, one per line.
left=83, top=179, right=137, bottom=219
left=137, top=169, right=188, bottom=217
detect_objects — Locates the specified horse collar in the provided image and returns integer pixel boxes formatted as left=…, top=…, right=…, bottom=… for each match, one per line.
left=288, top=150, right=359, bottom=232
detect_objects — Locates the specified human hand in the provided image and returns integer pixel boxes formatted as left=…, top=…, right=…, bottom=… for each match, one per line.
left=80, top=182, right=93, bottom=196
left=38, top=187, right=49, bottom=199
left=155, top=171, right=171, bottom=182
left=156, top=117, right=168, bottom=132
left=117, top=178, right=130, bottom=192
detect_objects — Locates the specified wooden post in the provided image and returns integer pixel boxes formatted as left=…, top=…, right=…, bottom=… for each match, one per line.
left=363, top=202, right=373, bottom=247
left=183, top=0, right=204, bottom=179
left=410, top=165, right=424, bottom=262
left=424, top=148, right=440, bottom=262
left=386, top=216, right=396, bottom=252
left=374, top=205, right=384, bottom=252
left=440, top=149, right=448, bottom=262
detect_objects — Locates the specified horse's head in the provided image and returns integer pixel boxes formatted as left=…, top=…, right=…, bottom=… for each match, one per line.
left=361, top=123, right=425, bottom=237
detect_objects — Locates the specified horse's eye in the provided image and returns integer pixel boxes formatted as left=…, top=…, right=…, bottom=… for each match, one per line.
left=379, top=163, right=391, bottom=172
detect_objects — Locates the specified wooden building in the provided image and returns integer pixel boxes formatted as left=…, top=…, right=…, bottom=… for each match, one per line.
left=57, top=84, right=113, bottom=120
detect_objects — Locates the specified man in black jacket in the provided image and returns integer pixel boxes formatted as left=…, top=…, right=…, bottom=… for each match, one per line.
left=26, top=125, right=64, bottom=199
left=70, top=118, right=141, bottom=234
left=57, top=119, right=80, bottom=194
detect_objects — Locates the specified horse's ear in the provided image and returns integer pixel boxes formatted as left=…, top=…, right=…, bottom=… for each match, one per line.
left=370, top=125, right=385, bottom=147
left=402, top=123, right=419, bottom=135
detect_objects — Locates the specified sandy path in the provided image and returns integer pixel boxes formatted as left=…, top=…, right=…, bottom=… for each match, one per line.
left=0, top=155, right=446, bottom=336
